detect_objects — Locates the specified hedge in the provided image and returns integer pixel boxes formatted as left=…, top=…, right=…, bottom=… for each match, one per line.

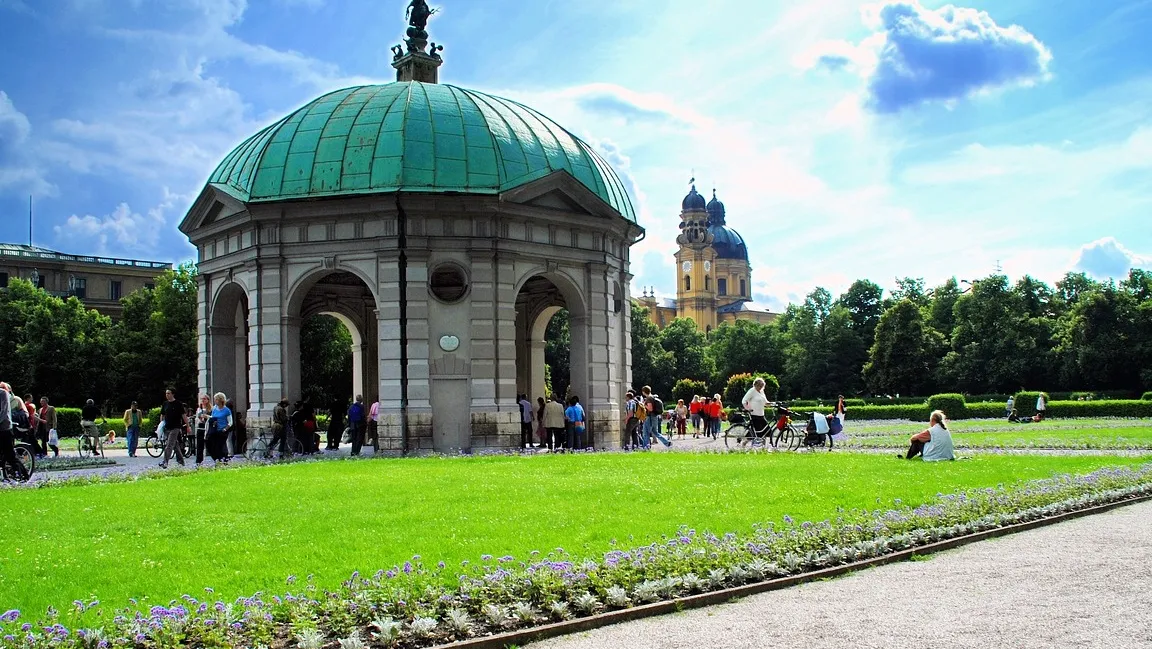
left=1045, top=400, right=1152, bottom=418
left=927, top=393, right=966, bottom=418
left=841, top=404, right=931, bottom=421
left=844, top=399, right=1152, bottom=421
left=1142, top=392, right=1152, bottom=401
left=52, top=408, right=154, bottom=437
left=1013, top=391, right=1050, bottom=417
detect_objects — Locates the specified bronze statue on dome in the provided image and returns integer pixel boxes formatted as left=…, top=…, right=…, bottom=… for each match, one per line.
left=406, top=0, right=438, bottom=31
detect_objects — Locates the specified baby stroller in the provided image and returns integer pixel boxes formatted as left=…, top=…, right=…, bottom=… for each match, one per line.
left=802, top=412, right=836, bottom=451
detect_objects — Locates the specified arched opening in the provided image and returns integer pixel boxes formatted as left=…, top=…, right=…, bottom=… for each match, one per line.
left=288, top=270, right=378, bottom=429
left=684, top=275, right=691, bottom=291
left=705, top=275, right=711, bottom=291
left=515, top=273, right=588, bottom=445
left=210, top=282, right=250, bottom=417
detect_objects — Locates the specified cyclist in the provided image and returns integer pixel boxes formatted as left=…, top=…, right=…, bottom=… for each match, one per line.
left=0, top=381, right=29, bottom=481
left=80, top=399, right=107, bottom=455
left=740, top=377, right=772, bottom=446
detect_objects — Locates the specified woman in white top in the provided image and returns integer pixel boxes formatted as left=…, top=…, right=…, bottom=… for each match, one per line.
left=900, top=410, right=955, bottom=461
left=674, top=399, right=689, bottom=438
left=194, top=394, right=212, bottom=465
left=741, top=378, right=771, bottom=442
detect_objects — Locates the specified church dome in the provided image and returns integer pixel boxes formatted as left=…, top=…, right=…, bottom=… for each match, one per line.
left=681, top=185, right=707, bottom=211
left=208, top=82, right=636, bottom=222
left=709, top=224, right=749, bottom=261
left=706, top=189, right=726, bottom=225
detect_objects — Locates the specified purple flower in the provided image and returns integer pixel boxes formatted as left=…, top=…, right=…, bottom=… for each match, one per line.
left=286, top=575, right=297, bottom=585
left=403, top=562, right=413, bottom=574
left=0, top=610, right=19, bottom=623
left=498, top=555, right=514, bottom=563
left=438, top=561, right=446, bottom=569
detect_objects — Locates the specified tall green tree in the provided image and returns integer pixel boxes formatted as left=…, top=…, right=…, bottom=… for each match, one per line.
left=781, top=288, right=866, bottom=397
left=630, top=302, right=674, bottom=396
left=1054, top=285, right=1142, bottom=390
left=864, top=299, right=944, bottom=396
left=838, top=279, right=885, bottom=344
left=658, top=318, right=714, bottom=388
left=300, top=314, right=354, bottom=408
left=941, top=275, right=1039, bottom=393
left=706, top=319, right=785, bottom=387
left=927, top=277, right=962, bottom=340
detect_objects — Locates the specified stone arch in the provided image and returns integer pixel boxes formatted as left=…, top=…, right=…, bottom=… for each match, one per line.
left=284, top=267, right=379, bottom=409
left=209, top=281, right=250, bottom=415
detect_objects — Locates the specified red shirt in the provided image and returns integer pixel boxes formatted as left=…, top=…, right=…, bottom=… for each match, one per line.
left=689, top=401, right=701, bottom=415
left=707, top=402, right=722, bottom=418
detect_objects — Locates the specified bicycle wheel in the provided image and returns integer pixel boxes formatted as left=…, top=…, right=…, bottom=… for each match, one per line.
left=145, top=435, right=162, bottom=458
left=93, top=436, right=104, bottom=458
left=723, top=424, right=747, bottom=449
left=245, top=437, right=269, bottom=460
left=14, top=445, right=34, bottom=481
left=287, top=437, right=304, bottom=455
left=785, top=425, right=802, bottom=451
left=77, top=436, right=91, bottom=459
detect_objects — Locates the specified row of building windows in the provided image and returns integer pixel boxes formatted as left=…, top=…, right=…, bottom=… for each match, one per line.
left=683, top=275, right=748, bottom=297
left=0, top=272, right=137, bottom=301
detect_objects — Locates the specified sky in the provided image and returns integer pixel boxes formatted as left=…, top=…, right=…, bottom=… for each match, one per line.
left=1, top=0, right=1150, bottom=310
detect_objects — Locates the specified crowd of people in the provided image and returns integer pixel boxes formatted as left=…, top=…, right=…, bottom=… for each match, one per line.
left=517, top=393, right=586, bottom=452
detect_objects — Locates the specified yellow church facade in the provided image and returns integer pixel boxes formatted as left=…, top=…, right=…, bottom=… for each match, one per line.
left=639, top=185, right=777, bottom=331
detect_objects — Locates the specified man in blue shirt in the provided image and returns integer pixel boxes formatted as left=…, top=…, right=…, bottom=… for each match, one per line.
left=564, top=396, right=586, bottom=451
left=347, top=395, right=367, bottom=456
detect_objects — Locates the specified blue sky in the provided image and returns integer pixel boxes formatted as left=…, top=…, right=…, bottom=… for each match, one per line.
left=1, top=0, right=1150, bottom=310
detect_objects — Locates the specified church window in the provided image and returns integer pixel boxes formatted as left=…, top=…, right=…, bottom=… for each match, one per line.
left=684, top=275, right=691, bottom=291
left=718, top=278, right=727, bottom=296
left=705, top=275, right=711, bottom=291
left=740, top=278, right=746, bottom=297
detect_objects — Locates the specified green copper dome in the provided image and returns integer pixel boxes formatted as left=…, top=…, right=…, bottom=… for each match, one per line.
left=209, top=82, right=636, bottom=222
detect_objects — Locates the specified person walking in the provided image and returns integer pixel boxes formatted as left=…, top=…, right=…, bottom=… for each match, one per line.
left=348, top=395, right=367, bottom=456
left=158, top=389, right=187, bottom=468
left=226, top=399, right=245, bottom=457
left=690, top=395, right=702, bottom=438
left=367, top=397, right=380, bottom=453
left=741, top=378, right=771, bottom=447
left=38, top=397, right=58, bottom=458
left=623, top=390, right=641, bottom=449
left=80, top=399, right=105, bottom=452
left=208, top=393, right=233, bottom=464
left=708, top=394, right=724, bottom=439
left=535, top=396, right=547, bottom=447
left=0, top=382, right=29, bottom=481
left=565, top=395, right=587, bottom=451
left=518, top=394, right=534, bottom=449
left=193, top=394, right=212, bottom=465
left=123, top=401, right=143, bottom=458
left=640, top=386, right=672, bottom=449
left=674, top=399, right=689, bottom=438
left=1005, top=395, right=1015, bottom=419
left=326, top=401, right=345, bottom=451
left=268, top=398, right=290, bottom=457
left=543, top=394, right=565, bottom=451
left=1035, top=393, right=1047, bottom=421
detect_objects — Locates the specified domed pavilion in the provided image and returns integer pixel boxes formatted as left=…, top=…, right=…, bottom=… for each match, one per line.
left=179, top=8, right=642, bottom=453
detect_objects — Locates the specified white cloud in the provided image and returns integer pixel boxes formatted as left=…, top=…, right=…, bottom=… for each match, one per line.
left=1073, top=237, right=1150, bottom=279
left=53, top=188, right=192, bottom=256
left=561, top=83, right=713, bottom=130
left=0, top=90, right=56, bottom=197
left=808, top=1, right=1052, bottom=112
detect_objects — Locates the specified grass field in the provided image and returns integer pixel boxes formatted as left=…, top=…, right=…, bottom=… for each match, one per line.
left=842, top=418, right=1152, bottom=449
left=1, top=452, right=1147, bottom=618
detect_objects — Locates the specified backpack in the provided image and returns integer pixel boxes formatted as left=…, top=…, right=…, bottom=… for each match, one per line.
left=11, top=407, right=29, bottom=429
left=348, top=402, right=365, bottom=423
left=635, top=398, right=647, bottom=422
left=651, top=395, right=664, bottom=416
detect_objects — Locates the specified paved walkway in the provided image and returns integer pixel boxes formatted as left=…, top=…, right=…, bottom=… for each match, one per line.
left=532, top=500, right=1152, bottom=649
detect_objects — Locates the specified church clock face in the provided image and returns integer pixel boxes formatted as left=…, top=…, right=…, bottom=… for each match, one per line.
left=704, top=261, right=712, bottom=272
left=682, top=261, right=692, bottom=273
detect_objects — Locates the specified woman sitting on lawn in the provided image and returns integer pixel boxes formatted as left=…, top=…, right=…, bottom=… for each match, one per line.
left=899, top=410, right=954, bottom=461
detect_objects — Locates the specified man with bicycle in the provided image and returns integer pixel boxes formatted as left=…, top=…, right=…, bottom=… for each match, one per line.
left=0, top=381, right=30, bottom=481
left=740, top=377, right=771, bottom=447
left=80, top=398, right=106, bottom=456
left=158, top=388, right=188, bottom=468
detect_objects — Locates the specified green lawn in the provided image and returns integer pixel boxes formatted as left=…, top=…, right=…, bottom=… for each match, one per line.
left=1, top=453, right=1147, bottom=617
left=844, top=420, right=1152, bottom=449
left=848, top=417, right=1152, bottom=435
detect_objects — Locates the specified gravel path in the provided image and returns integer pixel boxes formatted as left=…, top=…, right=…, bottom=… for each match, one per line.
left=532, top=500, right=1152, bottom=649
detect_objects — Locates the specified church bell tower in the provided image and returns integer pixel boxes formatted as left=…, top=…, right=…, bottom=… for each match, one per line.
left=674, top=181, right=717, bottom=332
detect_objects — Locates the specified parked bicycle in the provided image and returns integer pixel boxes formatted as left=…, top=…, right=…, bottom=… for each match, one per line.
left=2, top=441, right=35, bottom=482
left=144, top=425, right=195, bottom=459
left=245, top=428, right=303, bottom=460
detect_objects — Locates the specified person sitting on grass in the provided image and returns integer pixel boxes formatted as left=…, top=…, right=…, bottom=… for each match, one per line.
left=898, top=409, right=954, bottom=461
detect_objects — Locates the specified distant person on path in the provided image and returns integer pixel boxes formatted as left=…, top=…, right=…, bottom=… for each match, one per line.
left=544, top=394, right=565, bottom=451
left=690, top=395, right=702, bottom=438
left=674, top=399, right=688, bottom=438
left=80, top=398, right=104, bottom=451
left=226, top=398, right=245, bottom=456
left=536, top=396, right=547, bottom=447
left=1035, top=393, right=1047, bottom=421
left=38, top=397, right=58, bottom=457
left=518, top=394, right=534, bottom=449
left=368, top=398, right=380, bottom=453
left=348, top=395, right=367, bottom=456
left=269, top=398, right=290, bottom=457
left=0, top=381, right=29, bottom=481
left=899, top=410, right=954, bottom=461
left=208, top=393, right=233, bottom=464
left=326, top=401, right=345, bottom=451
left=565, top=395, right=587, bottom=451
left=640, top=386, right=672, bottom=449
left=623, top=390, right=641, bottom=449
left=123, top=401, right=143, bottom=458
left=158, top=389, right=187, bottom=468
left=21, top=394, right=40, bottom=454
left=194, top=394, right=212, bottom=465
left=741, top=378, right=771, bottom=446
left=708, top=394, right=724, bottom=439
left=1005, top=395, right=1015, bottom=418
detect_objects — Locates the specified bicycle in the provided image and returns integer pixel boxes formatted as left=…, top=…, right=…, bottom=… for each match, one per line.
left=77, top=422, right=106, bottom=458
left=245, top=428, right=303, bottom=460
left=144, top=425, right=195, bottom=459
left=1, top=441, right=35, bottom=482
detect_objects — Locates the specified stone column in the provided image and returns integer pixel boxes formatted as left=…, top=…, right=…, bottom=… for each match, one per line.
left=281, top=315, right=302, bottom=403
left=529, top=339, right=547, bottom=403
left=196, top=275, right=210, bottom=396
left=375, top=252, right=404, bottom=454
left=468, top=250, right=497, bottom=410
left=405, top=252, right=433, bottom=452
left=250, top=262, right=286, bottom=419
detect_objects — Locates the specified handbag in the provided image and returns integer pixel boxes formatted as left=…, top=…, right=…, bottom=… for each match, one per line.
left=341, top=427, right=352, bottom=444
left=48, top=428, right=59, bottom=446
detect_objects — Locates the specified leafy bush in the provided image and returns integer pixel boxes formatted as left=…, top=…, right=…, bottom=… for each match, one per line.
left=843, top=404, right=930, bottom=421
left=53, top=409, right=153, bottom=437
left=671, top=379, right=708, bottom=406
left=1045, top=400, right=1152, bottom=418
left=927, top=393, right=967, bottom=418
left=1013, top=391, right=1050, bottom=417
left=723, top=373, right=779, bottom=407
left=1142, top=392, right=1152, bottom=401
left=965, top=403, right=1006, bottom=419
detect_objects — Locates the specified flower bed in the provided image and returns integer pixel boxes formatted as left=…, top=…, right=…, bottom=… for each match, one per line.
left=2, top=463, right=1149, bottom=649
left=35, top=457, right=117, bottom=473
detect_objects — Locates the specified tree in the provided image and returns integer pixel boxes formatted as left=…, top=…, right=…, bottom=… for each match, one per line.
left=864, top=299, right=944, bottom=396
left=671, top=378, right=708, bottom=405
left=838, top=279, right=885, bottom=345
left=1053, top=285, right=1142, bottom=390
left=658, top=318, right=714, bottom=388
left=300, top=314, right=354, bottom=408
left=544, top=309, right=570, bottom=398
left=890, top=277, right=928, bottom=308
left=630, top=302, right=674, bottom=396
left=1052, top=272, right=1099, bottom=317
left=781, top=288, right=866, bottom=397
left=706, top=319, right=785, bottom=387
left=941, top=275, right=1039, bottom=393
left=927, top=277, right=962, bottom=340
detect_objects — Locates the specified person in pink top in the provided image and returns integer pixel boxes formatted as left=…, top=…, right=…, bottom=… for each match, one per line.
left=368, top=398, right=380, bottom=453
